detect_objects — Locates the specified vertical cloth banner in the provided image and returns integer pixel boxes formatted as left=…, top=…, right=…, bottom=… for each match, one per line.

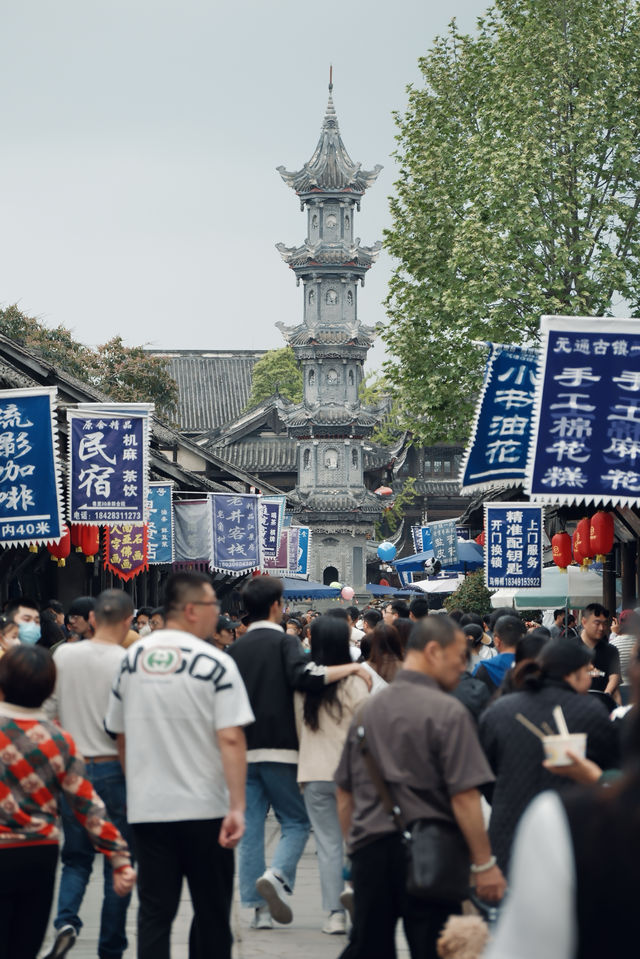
left=459, top=343, right=538, bottom=494
left=0, top=388, right=63, bottom=546
left=411, top=526, right=434, bottom=553
left=173, top=499, right=212, bottom=567
left=259, top=495, right=286, bottom=558
left=147, top=483, right=174, bottom=564
left=527, top=316, right=640, bottom=506
left=484, top=503, right=544, bottom=589
left=210, top=493, right=260, bottom=575
left=427, top=519, right=459, bottom=567
left=262, top=529, right=289, bottom=575
left=104, top=525, right=149, bottom=581
left=287, top=527, right=311, bottom=578
left=68, top=411, right=149, bottom=524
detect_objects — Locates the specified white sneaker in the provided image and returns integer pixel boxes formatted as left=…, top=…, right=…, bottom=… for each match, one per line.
left=322, top=911, right=347, bottom=935
left=42, top=925, right=77, bottom=959
left=249, top=906, right=273, bottom=930
left=255, top=868, right=293, bottom=924
left=340, top=886, right=354, bottom=922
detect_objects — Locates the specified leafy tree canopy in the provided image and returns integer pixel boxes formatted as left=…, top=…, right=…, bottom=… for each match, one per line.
left=359, top=373, right=406, bottom=446
left=375, top=476, right=418, bottom=539
left=444, top=569, right=495, bottom=615
left=0, top=304, right=178, bottom=418
left=246, top=346, right=303, bottom=408
left=383, top=0, right=640, bottom=444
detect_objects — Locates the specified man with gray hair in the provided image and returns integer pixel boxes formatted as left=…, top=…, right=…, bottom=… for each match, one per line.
left=43, top=590, right=134, bottom=959
left=335, top=615, right=506, bottom=959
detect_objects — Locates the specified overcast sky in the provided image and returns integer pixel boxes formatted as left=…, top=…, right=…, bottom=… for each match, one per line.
left=1, top=0, right=487, bottom=373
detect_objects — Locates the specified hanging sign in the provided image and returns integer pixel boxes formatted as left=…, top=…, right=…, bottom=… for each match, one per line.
left=527, top=316, right=640, bottom=506
left=427, top=519, right=459, bottom=567
left=411, top=526, right=434, bottom=553
left=68, top=411, right=148, bottom=524
left=104, top=524, right=148, bottom=581
left=146, top=483, right=173, bottom=564
left=173, top=499, right=211, bottom=567
left=460, top=343, right=538, bottom=494
left=287, top=526, right=311, bottom=578
left=485, top=503, right=544, bottom=589
left=210, top=493, right=260, bottom=575
left=259, top=495, right=286, bottom=558
left=262, top=529, right=289, bottom=575
left=0, top=388, right=64, bottom=547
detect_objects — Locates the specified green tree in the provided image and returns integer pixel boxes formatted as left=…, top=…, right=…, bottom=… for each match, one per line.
left=444, top=569, right=495, bottom=615
left=375, top=476, right=418, bottom=539
left=245, top=346, right=303, bottom=408
left=384, top=0, right=640, bottom=444
left=359, top=373, right=406, bottom=446
left=0, top=304, right=178, bottom=418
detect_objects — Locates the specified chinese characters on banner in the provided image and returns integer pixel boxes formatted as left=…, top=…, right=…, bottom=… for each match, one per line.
left=460, top=344, right=538, bottom=494
left=485, top=503, right=543, bottom=589
left=0, top=388, right=63, bottom=546
left=68, top=411, right=148, bottom=524
left=528, top=317, right=640, bottom=506
left=210, top=494, right=260, bottom=575
left=147, top=483, right=173, bottom=564
left=104, top=524, right=149, bottom=581
left=427, top=520, right=459, bottom=567
left=262, top=529, right=289, bottom=575
left=259, top=495, right=286, bottom=558
left=287, top=527, right=311, bottom=578
left=411, top=527, right=434, bottom=554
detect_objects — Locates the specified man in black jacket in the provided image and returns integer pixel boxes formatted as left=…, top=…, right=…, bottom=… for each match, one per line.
left=228, top=576, right=370, bottom=931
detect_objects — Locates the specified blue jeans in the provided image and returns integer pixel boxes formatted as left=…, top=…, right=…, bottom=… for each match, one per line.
left=239, top=762, right=310, bottom=908
left=55, top=760, right=133, bottom=959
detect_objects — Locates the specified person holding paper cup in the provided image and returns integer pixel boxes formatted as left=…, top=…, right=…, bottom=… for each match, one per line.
left=479, top=640, right=619, bottom=874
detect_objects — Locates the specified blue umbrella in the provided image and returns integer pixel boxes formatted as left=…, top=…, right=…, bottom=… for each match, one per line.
left=281, top=578, right=341, bottom=599
left=394, top=540, right=484, bottom=574
left=366, top=583, right=399, bottom=596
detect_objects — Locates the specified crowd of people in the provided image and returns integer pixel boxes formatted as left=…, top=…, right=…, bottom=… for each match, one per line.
left=1, top=575, right=639, bottom=959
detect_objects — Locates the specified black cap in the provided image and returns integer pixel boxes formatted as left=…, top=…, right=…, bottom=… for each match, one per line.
left=217, top=614, right=241, bottom=632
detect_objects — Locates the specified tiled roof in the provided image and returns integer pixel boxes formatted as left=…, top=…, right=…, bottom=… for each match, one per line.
left=210, top=437, right=298, bottom=472
left=150, top=351, right=266, bottom=432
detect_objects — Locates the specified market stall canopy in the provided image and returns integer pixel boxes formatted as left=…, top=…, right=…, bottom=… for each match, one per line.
left=412, top=575, right=465, bottom=594
left=394, top=540, right=484, bottom=573
left=490, top=566, right=621, bottom=610
left=282, top=578, right=341, bottom=599
left=366, top=583, right=399, bottom=596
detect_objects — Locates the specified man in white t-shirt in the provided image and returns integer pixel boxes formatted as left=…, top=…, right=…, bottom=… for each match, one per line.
left=105, top=571, right=254, bottom=959
left=43, top=589, right=133, bottom=959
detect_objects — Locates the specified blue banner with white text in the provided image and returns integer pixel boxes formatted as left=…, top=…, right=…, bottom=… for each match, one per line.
left=427, top=520, right=459, bottom=567
left=147, top=483, right=174, bottom=564
left=460, top=343, right=538, bottom=494
left=528, top=316, right=640, bottom=506
left=259, top=495, right=286, bottom=558
left=485, top=503, right=543, bottom=589
left=0, top=388, right=63, bottom=546
left=211, top=493, right=260, bottom=575
left=287, top=526, right=311, bottom=577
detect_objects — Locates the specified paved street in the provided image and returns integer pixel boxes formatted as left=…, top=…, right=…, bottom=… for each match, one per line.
left=41, top=816, right=410, bottom=958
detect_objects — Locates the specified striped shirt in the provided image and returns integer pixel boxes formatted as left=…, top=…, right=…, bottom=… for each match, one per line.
left=0, top=702, right=130, bottom=869
left=610, top=634, right=638, bottom=684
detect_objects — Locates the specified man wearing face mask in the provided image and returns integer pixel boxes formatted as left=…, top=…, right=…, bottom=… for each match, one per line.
left=6, top=596, right=42, bottom=646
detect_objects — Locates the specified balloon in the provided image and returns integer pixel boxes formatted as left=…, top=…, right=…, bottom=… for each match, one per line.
left=341, top=586, right=355, bottom=601
left=377, top=541, right=397, bottom=562
left=330, top=581, right=342, bottom=589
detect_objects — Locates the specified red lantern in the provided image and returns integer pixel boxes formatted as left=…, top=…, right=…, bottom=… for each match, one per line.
left=572, top=529, right=588, bottom=569
left=69, top=523, right=84, bottom=552
left=573, top=517, right=593, bottom=568
left=590, top=511, right=614, bottom=563
left=552, top=532, right=572, bottom=572
left=374, top=486, right=393, bottom=496
left=475, top=530, right=485, bottom=547
left=80, top=525, right=100, bottom=563
left=47, top=526, right=71, bottom=568
left=379, top=578, right=390, bottom=587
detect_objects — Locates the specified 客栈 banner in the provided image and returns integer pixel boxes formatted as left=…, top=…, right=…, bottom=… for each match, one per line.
left=484, top=503, right=543, bottom=589
left=459, top=343, right=538, bottom=494
left=68, top=410, right=149, bottom=525
left=0, top=388, right=64, bottom=547
left=527, top=316, right=640, bottom=507
left=210, top=493, right=260, bottom=575
left=146, top=482, right=174, bottom=564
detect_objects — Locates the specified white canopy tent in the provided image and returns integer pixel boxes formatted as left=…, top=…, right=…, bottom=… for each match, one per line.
left=490, top=566, right=621, bottom=610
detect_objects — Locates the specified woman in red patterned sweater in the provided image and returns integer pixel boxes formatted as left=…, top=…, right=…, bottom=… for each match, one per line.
left=0, top=644, right=136, bottom=959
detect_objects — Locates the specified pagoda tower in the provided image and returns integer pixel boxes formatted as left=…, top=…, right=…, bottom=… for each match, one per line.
left=276, top=77, right=385, bottom=588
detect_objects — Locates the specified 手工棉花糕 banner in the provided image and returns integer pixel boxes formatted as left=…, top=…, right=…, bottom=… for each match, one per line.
left=146, top=483, right=173, bottom=564
left=210, top=493, right=260, bottom=575
left=0, top=388, right=64, bottom=546
left=459, top=344, right=538, bottom=494
left=259, top=495, right=286, bottom=558
left=484, top=503, right=543, bottom=589
left=68, top=411, right=148, bottom=524
left=527, top=316, right=640, bottom=506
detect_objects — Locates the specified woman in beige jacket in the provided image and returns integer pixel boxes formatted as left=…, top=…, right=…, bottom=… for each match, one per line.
left=294, top=615, right=369, bottom=936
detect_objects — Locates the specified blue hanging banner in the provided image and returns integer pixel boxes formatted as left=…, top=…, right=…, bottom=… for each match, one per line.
left=0, top=388, right=64, bottom=547
left=68, top=411, right=148, bottom=524
left=146, top=483, right=174, bottom=564
left=287, top=526, right=311, bottom=578
left=210, top=493, right=260, bottom=575
left=527, top=316, right=640, bottom=507
left=460, top=343, right=538, bottom=494
left=262, top=529, right=289, bottom=575
left=426, top=519, right=459, bottom=567
left=484, top=503, right=544, bottom=589
left=259, top=495, right=286, bottom=558
left=411, top=526, right=434, bottom=553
